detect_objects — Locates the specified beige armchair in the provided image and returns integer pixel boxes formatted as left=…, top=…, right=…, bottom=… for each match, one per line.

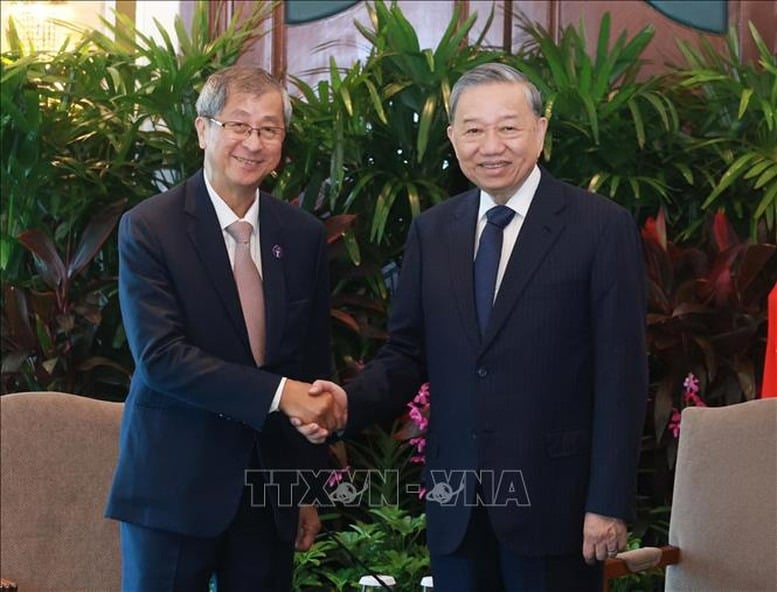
left=604, top=397, right=777, bottom=591
left=0, top=391, right=123, bottom=591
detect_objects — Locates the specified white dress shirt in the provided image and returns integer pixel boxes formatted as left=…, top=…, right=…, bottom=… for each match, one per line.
left=204, top=173, right=285, bottom=412
left=474, top=164, right=541, bottom=301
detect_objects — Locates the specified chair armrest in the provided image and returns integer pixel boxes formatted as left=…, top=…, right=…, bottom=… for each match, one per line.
left=604, top=545, right=680, bottom=577
left=0, top=578, right=18, bottom=591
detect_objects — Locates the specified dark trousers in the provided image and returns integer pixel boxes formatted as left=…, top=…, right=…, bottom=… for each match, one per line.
left=120, top=483, right=294, bottom=592
left=431, top=506, right=603, bottom=592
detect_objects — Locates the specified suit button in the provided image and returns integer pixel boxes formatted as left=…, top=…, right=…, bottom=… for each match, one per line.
left=477, top=367, right=488, bottom=378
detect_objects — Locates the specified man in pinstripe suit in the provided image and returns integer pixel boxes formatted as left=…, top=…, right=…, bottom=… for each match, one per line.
left=299, top=62, right=648, bottom=591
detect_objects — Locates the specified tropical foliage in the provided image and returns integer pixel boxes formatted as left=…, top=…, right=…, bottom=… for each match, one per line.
left=294, top=506, right=429, bottom=592
left=510, top=12, right=680, bottom=221
left=291, top=416, right=427, bottom=590
left=1, top=1, right=775, bottom=588
left=274, top=1, right=504, bottom=379
left=669, top=22, right=777, bottom=240
left=1, top=1, right=274, bottom=397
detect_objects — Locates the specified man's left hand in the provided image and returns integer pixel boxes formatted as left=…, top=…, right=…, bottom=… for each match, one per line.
left=295, top=505, right=321, bottom=551
left=582, top=512, right=627, bottom=565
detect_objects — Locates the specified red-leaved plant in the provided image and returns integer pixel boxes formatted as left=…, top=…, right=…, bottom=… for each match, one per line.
left=640, top=207, right=775, bottom=517
left=1, top=199, right=129, bottom=395
left=643, top=208, right=775, bottom=439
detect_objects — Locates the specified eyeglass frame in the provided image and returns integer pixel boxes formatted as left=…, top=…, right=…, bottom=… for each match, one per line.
left=204, top=117, right=285, bottom=142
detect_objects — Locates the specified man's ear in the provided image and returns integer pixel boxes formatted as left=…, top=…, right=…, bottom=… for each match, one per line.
left=194, top=116, right=208, bottom=149
left=446, top=125, right=458, bottom=155
left=535, top=117, right=548, bottom=159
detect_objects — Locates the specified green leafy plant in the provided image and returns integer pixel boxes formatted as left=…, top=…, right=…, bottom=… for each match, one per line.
left=279, top=0, right=499, bottom=246
left=1, top=0, right=273, bottom=282
left=669, top=22, right=777, bottom=240
left=1, top=1, right=273, bottom=395
left=345, top=420, right=423, bottom=515
left=81, top=1, right=276, bottom=189
left=509, top=12, right=679, bottom=220
left=273, top=0, right=504, bottom=381
left=1, top=44, right=140, bottom=280
left=291, top=398, right=428, bottom=589
left=293, top=507, right=429, bottom=592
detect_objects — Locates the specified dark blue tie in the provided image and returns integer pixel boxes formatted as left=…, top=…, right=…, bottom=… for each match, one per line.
left=474, top=205, right=515, bottom=335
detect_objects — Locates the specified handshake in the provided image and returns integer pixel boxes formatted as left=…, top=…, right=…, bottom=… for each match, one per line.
left=279, top=379, right=348, bottom=444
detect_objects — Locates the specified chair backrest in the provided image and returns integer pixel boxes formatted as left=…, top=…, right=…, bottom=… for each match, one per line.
left=666, top=397, right=777, bottom=591
left=0, top=391, right=123, bottom=591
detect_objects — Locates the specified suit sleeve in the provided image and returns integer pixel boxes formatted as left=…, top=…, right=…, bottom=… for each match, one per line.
left=119, top=210, right=283, bottom=431
left=585, top=207, right=649, bottom=520
left=346, top=219, right=428, bottom=433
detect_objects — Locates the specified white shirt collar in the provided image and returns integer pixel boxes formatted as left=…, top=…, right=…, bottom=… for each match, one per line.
left=203, top=171, right=261, bottom=232
left=477, top=164, right=541, bottom=222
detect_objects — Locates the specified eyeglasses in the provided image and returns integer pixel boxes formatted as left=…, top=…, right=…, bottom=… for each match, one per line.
left=205, top=117, right=285, bottom=142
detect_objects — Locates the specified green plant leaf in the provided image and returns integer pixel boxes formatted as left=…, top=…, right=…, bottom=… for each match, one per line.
left=738, top=87, right=754, bottom=119
left=344, top=170, right=379, bottom=212
left=703, top=152, right=758, bottom=207
left=593, top=12, right=611, bottom=81
left=343, top=231, right=362, bottom=267
left=753, top=181, right=777, bottom=220
left=405, top=182, right=421, bottom=218
left=754, top=161, right=777, bottom=190
left=627, top=98, right=646, bottom=148
left=364, top=79, right=388, bottom=125
left=416, top=94, right=437, bottom=162
left=371, top=180, right=400, bottom=243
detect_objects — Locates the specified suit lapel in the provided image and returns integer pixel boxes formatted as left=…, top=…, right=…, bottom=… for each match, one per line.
left=257, top=192, right=287, bottom=365
left=183, top=172, right=251, bottom=354
left=482, top=172, right=567, bottom=350
left=447, top=190, right=481, bottom=350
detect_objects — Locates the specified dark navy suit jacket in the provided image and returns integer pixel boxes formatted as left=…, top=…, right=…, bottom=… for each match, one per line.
left=347, top=168, right=648, bottom=556
left=106, top=170, right=331, bottom=540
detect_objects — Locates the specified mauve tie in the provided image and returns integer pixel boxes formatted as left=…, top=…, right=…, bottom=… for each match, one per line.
left=226, top=220, right=266, bottom=365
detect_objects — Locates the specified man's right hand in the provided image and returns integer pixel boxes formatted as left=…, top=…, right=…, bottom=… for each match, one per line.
left=278, top=379, right=337, bottom=431
left=290, top=380, right=348, bottom=444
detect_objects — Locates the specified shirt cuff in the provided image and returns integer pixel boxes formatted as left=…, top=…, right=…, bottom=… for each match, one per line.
left=269, top=376, right=287, bottom=413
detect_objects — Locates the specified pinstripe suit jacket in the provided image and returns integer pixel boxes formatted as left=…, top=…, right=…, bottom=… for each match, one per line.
left=347, top=167, right=648, bottom=555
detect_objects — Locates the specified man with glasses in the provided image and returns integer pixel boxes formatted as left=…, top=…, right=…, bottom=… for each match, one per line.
left=106, top=65, right=342, bottom=591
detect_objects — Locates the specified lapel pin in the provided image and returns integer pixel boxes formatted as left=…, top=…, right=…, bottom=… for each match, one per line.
left=272, top=244, right=283, bottom=259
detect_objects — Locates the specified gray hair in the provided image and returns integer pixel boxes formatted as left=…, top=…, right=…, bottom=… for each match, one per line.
left=195, top=65, right=292, bottom=127
left=448, top=63, right=543, bottom=123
